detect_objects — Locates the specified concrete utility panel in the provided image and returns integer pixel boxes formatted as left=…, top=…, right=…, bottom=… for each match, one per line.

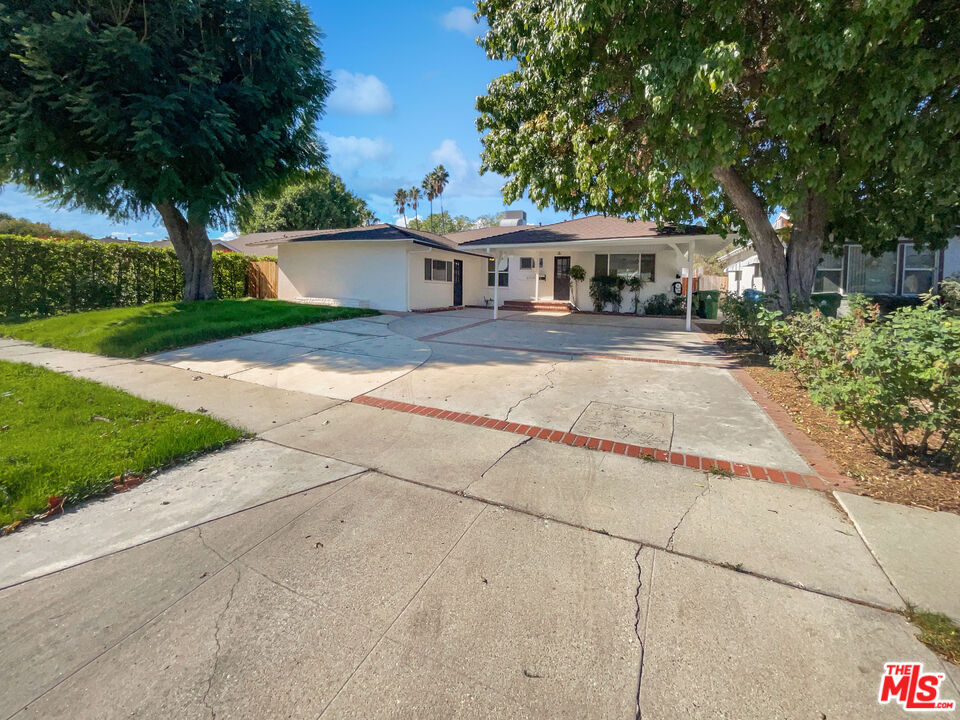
left=572, top=401, right=674, bottom=450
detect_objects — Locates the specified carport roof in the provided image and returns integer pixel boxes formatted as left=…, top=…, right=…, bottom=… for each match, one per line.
left=247, top=224, right=490, bottom=258
left=454, top=215, right=726, bottom=250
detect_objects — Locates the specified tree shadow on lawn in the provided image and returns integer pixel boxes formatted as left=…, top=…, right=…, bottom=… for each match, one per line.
left=0, top=300, right=378, bottom=358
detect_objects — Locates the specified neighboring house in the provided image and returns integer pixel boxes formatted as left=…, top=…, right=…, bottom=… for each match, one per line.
left=720, top=245, right=765, bottom=295
left=147, top=237, right=237, bottom=253
left=219, top=232, right=278, bottom=256
left=723, top=238, right=959, bottom=298
left=256, top=214, right=731, bottom=331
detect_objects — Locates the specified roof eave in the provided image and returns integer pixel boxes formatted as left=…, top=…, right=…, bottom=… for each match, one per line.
left=470, top=233, right=729, bottom=250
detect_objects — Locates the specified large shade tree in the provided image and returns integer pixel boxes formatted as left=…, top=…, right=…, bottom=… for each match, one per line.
left=476, top=0, right=960, bottom=312
left=0, top=0, right=330, bottom=300
left=236, top=171, right=376, bottom=233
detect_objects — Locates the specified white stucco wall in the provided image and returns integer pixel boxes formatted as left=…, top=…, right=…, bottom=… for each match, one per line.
left=407, top=249, right=487, bottom=310
left=276, top=241, right=408, bottom=310
left=724, top=252, right=764, bottom=295
left=943, top=237, right=960, bottom=279
left=483, top=246, right=688, bottom=311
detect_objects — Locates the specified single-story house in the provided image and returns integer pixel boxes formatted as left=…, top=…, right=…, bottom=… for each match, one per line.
left=247, top=214, right=732, bottom=331
left=722, top=238, right=960, bottom=298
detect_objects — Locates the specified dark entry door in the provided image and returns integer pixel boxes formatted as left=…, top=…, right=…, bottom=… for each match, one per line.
left=554, top=256, right=571, bottom=301
left=453, top=259, right=463, bottom=306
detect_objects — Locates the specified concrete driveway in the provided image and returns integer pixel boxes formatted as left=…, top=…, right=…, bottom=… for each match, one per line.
left=2, top=312, right=959, bottom=719
left=144, top=310, right=809, bottom=473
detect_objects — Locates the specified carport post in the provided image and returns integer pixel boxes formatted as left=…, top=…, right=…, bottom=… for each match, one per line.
left=492, top=252, right=499, bottom=319
left=685, top=239, right=696, bottom=331
left=534, top=255, right=540, bottom=302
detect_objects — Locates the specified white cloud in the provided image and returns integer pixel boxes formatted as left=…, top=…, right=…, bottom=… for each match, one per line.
left=216, top=231, right=238, bottom=242
left=321, top=132, right=394, bottom=173
left=427, top=139, right=500, bottom=200
left=441, top=7, right=476, bottom=34
left=393, top=213, right=422, bottom=228
left=327, top=70, right=395, bottom=115
left=430, top=139, right=470, bottom=177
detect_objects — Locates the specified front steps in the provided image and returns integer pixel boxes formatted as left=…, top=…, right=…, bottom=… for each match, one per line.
left=501, top=300, right=576, bottom=312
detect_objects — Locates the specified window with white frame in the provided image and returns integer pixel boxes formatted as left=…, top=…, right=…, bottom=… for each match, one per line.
left=424, top=258, right=453, bottom=282
left=902, top=245, right=937, bottom=295
left=487, top=257, right=509, bottom=287
left=814, top=253, right=843, bottom=293
left=519, top=257, right=535, bottom=269
left=594, top=253, right=656, bottom=281
left=846, top=245, right=897, bottom=294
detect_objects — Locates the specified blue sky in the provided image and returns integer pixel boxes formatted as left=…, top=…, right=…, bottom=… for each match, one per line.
left=0, top=1, right=567, bottom=241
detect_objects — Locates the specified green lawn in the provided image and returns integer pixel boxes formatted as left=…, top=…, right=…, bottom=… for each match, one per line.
left=0, top=299, right=378, bottom=358
left=0, top=361, right=242, bottom=528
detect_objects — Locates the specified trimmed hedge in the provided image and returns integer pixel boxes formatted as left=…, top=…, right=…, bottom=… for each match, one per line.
left=0, top=235, right=273, bottom=318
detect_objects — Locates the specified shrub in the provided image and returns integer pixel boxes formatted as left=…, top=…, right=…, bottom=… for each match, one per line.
left=588, top=275, right=624, bottom=312
left=643, top=293, right=685, bottom=316
left=925, top=275, right=960, bottom=314
left=0, top=235, right=272, bottom=318
left=627, top=277, right=644, bottom=313
left=719, top=292, right=782, bottom=354
left=772, top=296, right=960, bottom=463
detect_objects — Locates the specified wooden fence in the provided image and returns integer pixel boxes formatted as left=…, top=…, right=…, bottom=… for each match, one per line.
left=247, top=260, right=278, bottom=299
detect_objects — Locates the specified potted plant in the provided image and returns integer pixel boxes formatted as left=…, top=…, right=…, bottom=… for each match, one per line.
left=569, top=264, right=586, bottom=308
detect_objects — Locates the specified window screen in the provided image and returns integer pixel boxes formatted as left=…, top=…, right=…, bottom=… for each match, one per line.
left=594, top=254, right=608, bottom=277
left=487, top=257, right=508, bottom=286
left=814, top=253, right=843, bottom=293
left=902, top=246, right=937, bottom=295
left=609, top=254, right=639, bottom=278
left=846, top=246, right=897, bottom=294
left=640, top=253, right=655, bottom=282
left=425, top=258, right=452, bottom=282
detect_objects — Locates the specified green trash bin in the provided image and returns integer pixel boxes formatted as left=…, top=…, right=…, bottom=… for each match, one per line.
left=699, top=289, right=720, bottom=320
left=810, top=292, right=842, bottom=317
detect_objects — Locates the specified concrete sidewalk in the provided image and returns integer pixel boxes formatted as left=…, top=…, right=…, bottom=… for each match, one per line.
left=2, top=322, right=959, bottom=718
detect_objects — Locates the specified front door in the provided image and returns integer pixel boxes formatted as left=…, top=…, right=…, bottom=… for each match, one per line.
left=453, top=259, right=463, bottom=306
left=554, top=256, right=571, bottom=301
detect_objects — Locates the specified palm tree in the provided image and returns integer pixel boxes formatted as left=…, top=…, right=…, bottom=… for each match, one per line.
left=432, top=165, right=450, bottom=233
left=393, top=188, right=408, bottom=226
left=408, top=187, right=421, bottom=228
left=421, top=174, right=436, bottom=229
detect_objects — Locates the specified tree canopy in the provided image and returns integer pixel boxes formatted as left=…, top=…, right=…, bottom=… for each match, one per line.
left=407, top=211, right=474, bottom=234
left=0, top=213, right=95, bottom=241
left=236, top=171, right=376, bottom=233
left=476, top=0, right=960, bottom=310
left=0, top=0, right=330, bottom=300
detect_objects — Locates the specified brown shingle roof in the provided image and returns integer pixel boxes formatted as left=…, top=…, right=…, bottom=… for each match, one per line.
left=445, top=224, right=530, bottom=244
left=455, top=215, right=705, bottom=247
left=244, top=224, right=488, bottom=257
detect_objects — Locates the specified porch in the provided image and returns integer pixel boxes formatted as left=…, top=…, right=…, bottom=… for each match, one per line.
left=468, top=234, right=729, bottom=331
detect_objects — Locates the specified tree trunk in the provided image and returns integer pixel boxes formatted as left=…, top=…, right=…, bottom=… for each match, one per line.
left=713, top=167, right=826, bottom=314
left=156, top=202, right=216, bottom=302
left=786, top=190, right=827, bottom=307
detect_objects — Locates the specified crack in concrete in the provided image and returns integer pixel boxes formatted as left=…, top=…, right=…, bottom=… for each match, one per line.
left=503, top=361, right=559, bottom=422
left=197, top=526, right=231, bottom=566
left=665, top=479, right=711, bottom=550
left=632, top=548, right=657, bottom=720
left=633, top=546, right=645, bottom=720
left=478, top=436, right=533, bottom=480
left=201, top=566, right=241, bottom=719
